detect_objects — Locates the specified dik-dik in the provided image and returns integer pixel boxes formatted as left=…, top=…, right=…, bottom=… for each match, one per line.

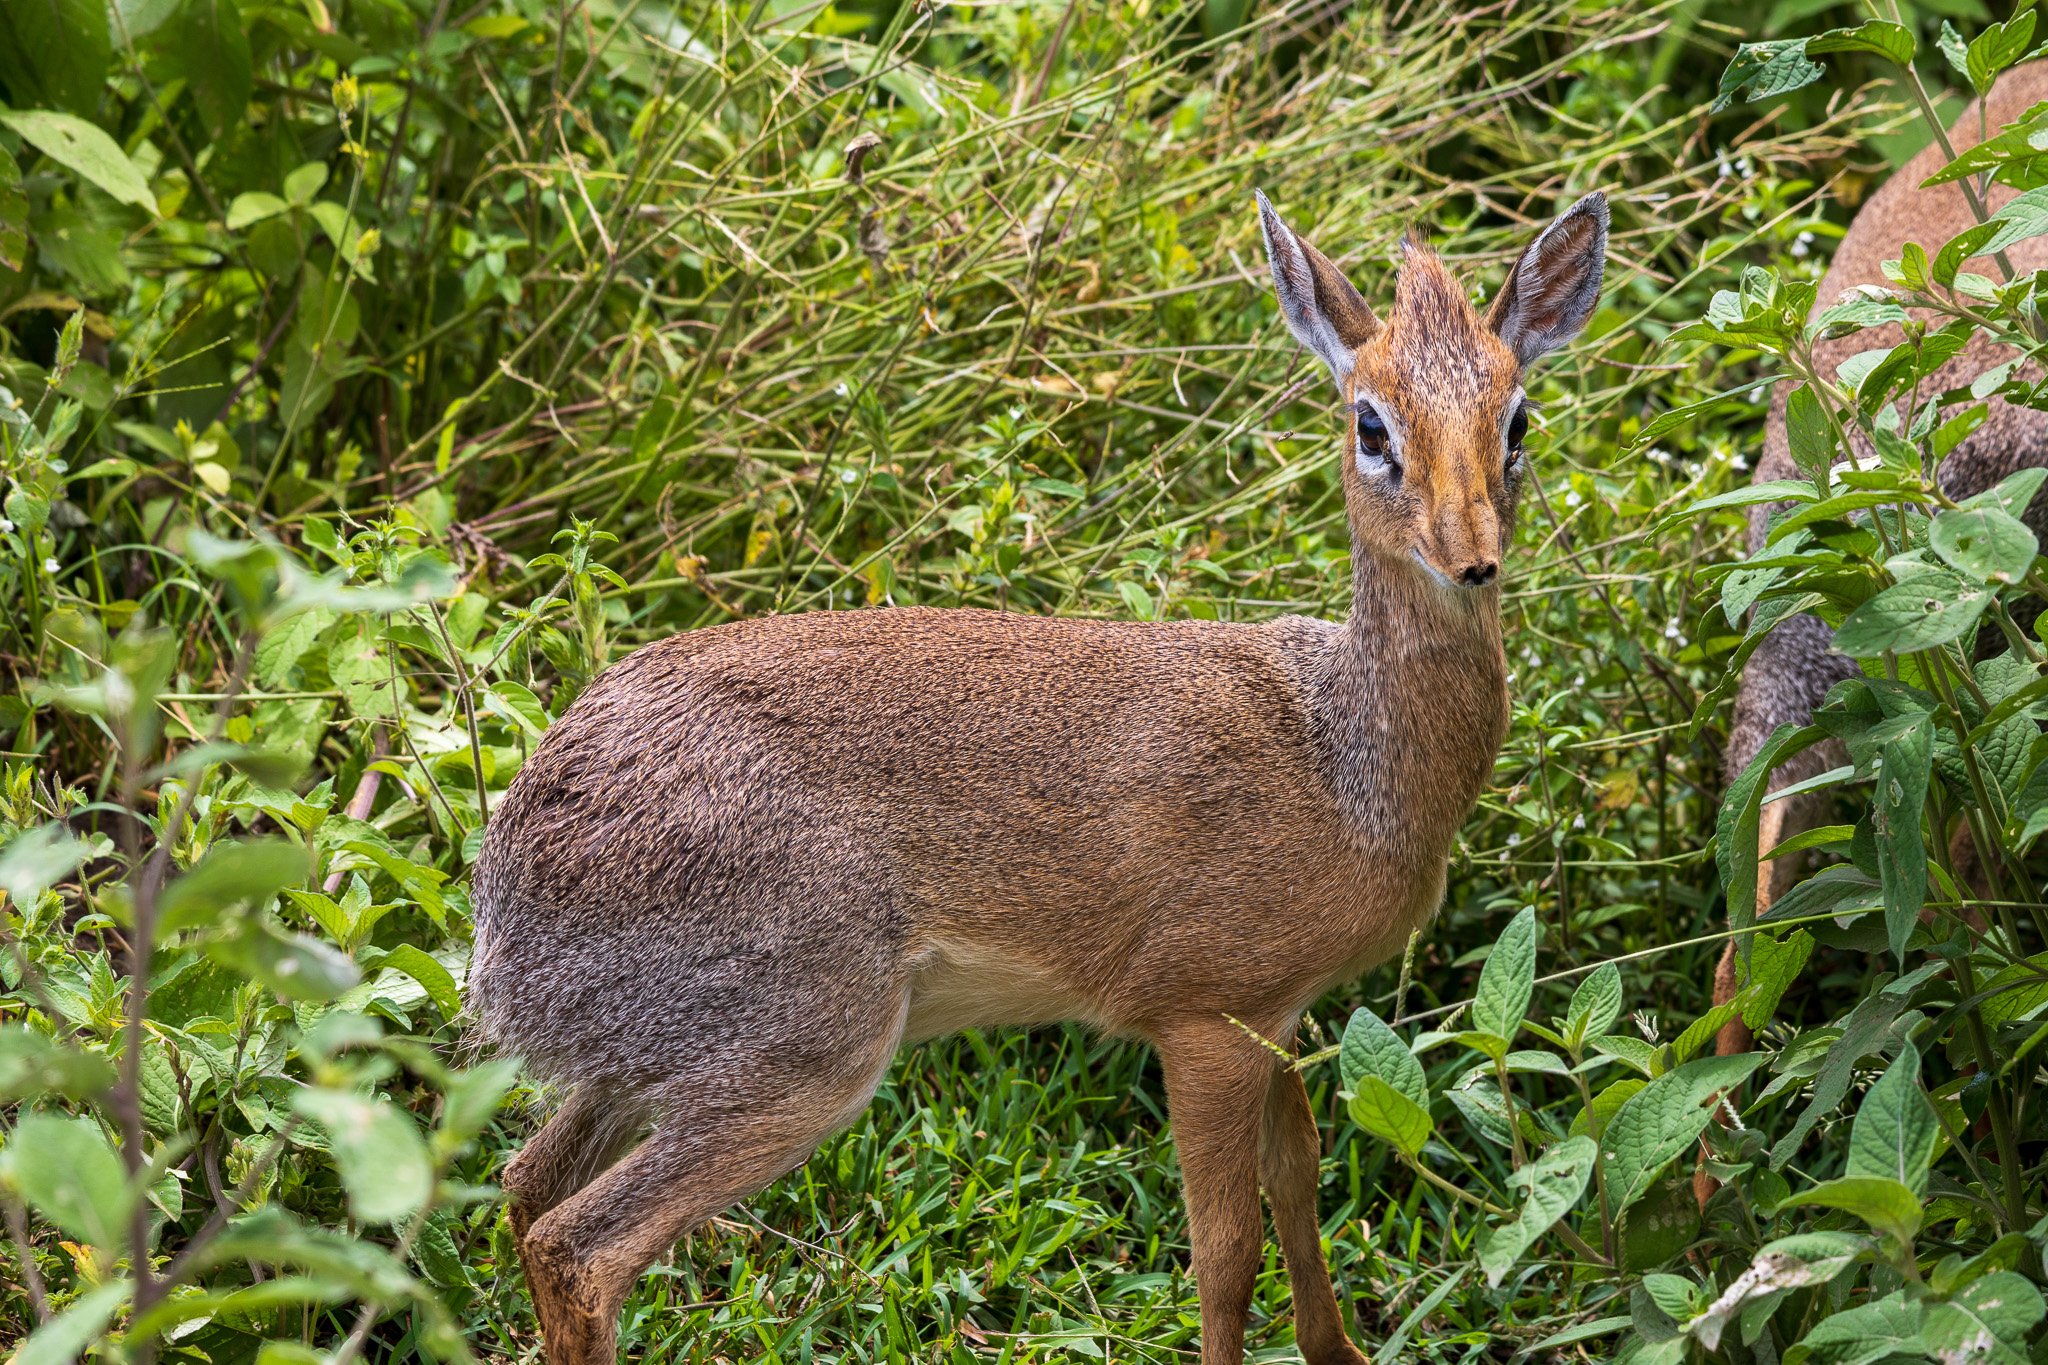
left=471, top=189, right=1609, bottom=1364
left=1714, top=65, right=2048, bottom=1058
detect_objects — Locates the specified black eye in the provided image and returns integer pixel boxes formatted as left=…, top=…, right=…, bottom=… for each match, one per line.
left=1505, top=402, right=1529, bottom=468
left=1357, top=401, right=1394, bottom=468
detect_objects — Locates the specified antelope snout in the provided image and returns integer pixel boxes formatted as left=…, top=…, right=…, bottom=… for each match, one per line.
left=1457, top=559, right=1498, bottom=587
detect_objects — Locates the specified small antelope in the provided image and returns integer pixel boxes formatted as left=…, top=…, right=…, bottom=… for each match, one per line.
left=1714, top=65, right=2048, bottom=1059
left=471, top=190, right=1609, bottom=1364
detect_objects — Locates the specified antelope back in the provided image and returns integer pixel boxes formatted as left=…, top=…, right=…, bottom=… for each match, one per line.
left=1754, top=62, right=2048, bottom=549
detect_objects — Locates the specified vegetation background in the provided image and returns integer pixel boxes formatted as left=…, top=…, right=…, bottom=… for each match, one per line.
left=1, top=0, right=2043, bottom=1360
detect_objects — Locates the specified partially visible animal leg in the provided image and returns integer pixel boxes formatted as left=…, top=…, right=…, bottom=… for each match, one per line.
left=1261, top=1061, right=1367, bottom=1365
left=503, top=1085, right=646, bottom=1246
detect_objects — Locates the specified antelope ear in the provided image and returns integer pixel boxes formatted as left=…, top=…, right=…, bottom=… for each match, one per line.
left=1487, top=191, right=1609, bottom=366
left=1256, top=190, right=1379, bottom=388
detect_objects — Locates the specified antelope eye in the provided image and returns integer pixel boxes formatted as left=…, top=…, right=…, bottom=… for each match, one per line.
left=1505, top=402, right=1529, bottom=465
left=1357, top=401, right=1392, bottom=462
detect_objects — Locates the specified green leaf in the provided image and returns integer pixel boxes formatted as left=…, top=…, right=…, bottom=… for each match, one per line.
left=0, top=1025, right=115, bottom=1101
left=1922, top=1271, right=2045, bottom=1365
left=207, top=917, right=360, bottom=1002
left=1692, top=1232, right=1870, bottom=1351
left=0, top=823, right=87, bottom=908
left=0, top=110, right=157, bottom=214
left=1930, top=506, right=2038, bottom=585
left=157, top=837, right=310, bottom=937
left=292, top=1087, right=435, bottom=1224
left=226, top=190, right=291, bottom=230
left=1712, top=40, right=1825, bottom=111
left=1804, top=20, right=1915, bottom=66
left=0, top=0, right=112, bottom=117
left=1832, top=572, right=1991, bottom=658
left=1347, top=1075, right=1432, bottom=1158
left=1718, top=724, right=1825, bottom=940
left=1870, top=713, right=1933, bottom=963
left=1340, top=1007, right=1427, bottom=1107
left=1965, top=10, right=2036, bottom=94
left=9, top=1280, right=131, bottom=1365
left=1741, top=929, right=1815, bottom=1030
left=377, top=944, right=461, bottom=1024
left=0, top=143, right=26, bottom=273
left=1846, top=1044, right=1938, bottom=1195
left=1588, top=1033, right=1665, bottom=1078
left=1476, top=1135, right=1597, bottom=1285
left=438, top=1059, right=518, bottom=1150
left=1566, top=962, right=1623, bottom=1048
left=1781, top=1175, right=1924, bottom=1243
left=1, top=1112, right=130, bottom=1248
left=1470, top=906, right=1537, bottom=1042
left=1600, top=1052, right=1765, bottom=1213
left=173, top=0, right=252, bottom=141
left=1783, top=1291, right=1924, bottom=1365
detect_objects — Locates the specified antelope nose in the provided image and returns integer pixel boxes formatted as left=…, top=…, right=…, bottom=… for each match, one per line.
left=1459, top=561, right=1498, bottom=587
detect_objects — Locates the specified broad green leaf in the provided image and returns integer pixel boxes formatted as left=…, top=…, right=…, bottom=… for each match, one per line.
left=0, top=822, right=87, bottom=908
left=1781, top=1175, right=1923, bottom=1243
left=1566, top=962, right=1623, bottom=1048
left=0, top=0, right=112, bottom=117
left=1718, top=724, right=1825, bottom=940
left=0, top=143, right=25, bottom=273
left=1691, top=1232, right=1869, bottom=1350
left=1832, top=572, right=1991, bottom=659
left=1930, top=506, right=2037, bottom=585
left=0, top=110, right=157, bottom=213
left=0, top=1025, right=115, bottom=1100
left=1470, top=906, right=1537, bottom=1042
left=377, top=944, right=461, bottom=1024
left=1569, top=1077, right=1642, bottom=1142
left=1588, top=1032, right=1664, bottom=1078
left=173, top=0, right=252, bottom=140
left=1348, top=1075, right=1432, bottom=1158
left=1711, top=40, right=1824, bottom=111
left=1922, top=1271, right=2045, bottom=1365
left=1741, top=929, right=1814, bottom=1030
left=1600, top=1052, right=1764, bottom=1212
left=1, top=1112, right=130, bottom=1247
left=438, top=1059, right=519, bottom=1150
left=207, top=917, right=360, bottom=1002
left=1784, top=1291, right=1924, bottom=1365
left=1804, top=20, right=1914, bottom=66
left=1846, top=1044, right=1937, bottom=1194
left=1340, top=1007, right=1427, bottom=1107
left=9, top=1280, right=131, bottom=1365
left=1476, top=1135, right=1597, bottom=1285
left=157, top=837, right=311, bottom=937
left=1965, top=11, right=2035, bottom=94
left=227, top=191, right=291, bottom=230
left=1977, top=952, right=2048, bottom=1026
left=292, top=1087, right=435, bottom=1224
left=1869, top=713, right=1932, bottom=963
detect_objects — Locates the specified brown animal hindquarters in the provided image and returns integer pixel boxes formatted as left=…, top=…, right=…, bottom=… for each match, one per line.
left=472, top=192, right=1611, bottom=1364
left=1713, top=68, right=2048, bottom=1053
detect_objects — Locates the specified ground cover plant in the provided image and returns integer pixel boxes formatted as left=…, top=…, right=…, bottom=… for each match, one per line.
left=0, top=0, right=2042, bottom=1359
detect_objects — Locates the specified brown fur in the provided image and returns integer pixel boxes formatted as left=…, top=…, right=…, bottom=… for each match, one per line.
left=471, top=194, right=1608, bottom=1364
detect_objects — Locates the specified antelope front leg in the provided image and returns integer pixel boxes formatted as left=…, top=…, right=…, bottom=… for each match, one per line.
left=1263, top=1066, right=1368, bottom=1365
left=1157, top=1017, right=1282, bottom=1365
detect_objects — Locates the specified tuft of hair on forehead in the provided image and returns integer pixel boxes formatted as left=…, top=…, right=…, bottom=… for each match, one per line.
left=1389, top=244, right=1479, bottom=334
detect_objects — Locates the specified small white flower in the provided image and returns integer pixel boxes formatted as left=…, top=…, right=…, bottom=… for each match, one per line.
left=1565, top=490, right=1582, bottom=507
left=0, top=518, right=12, bottom=534
left=43, top=557, right=58, bottom=574
left=1572, top=813, right=1586, bottom=829
left=835, top=380, right=851, bottom=397
left=1791, top=239, right=1810, bottom=258
left=1505, top=832, right=1521, bottom=847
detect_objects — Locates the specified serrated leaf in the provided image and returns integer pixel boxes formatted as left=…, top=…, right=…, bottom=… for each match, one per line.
left=0, top=110, right=157, bottom=213
left=1712, top=40, right=1825, bottom=112
left=0, top=143, right=26, bottom=272
left=1340, top=1007, right=1427, bottom=1107
left=1600, top=1052, right=1764, bottom=1212
left=1477, top=1135, right=1597, bottom=1285
left=1870, top=713, right=1932, bottom=963
left=1804, top=19, right=1915, bottom=65
left=1692, top=1232, right=1870, bottom=1350
left=377, top=944, right=461, bottom=1024
left=1347, top=1074, right=1432, bottom=1157
left=1471, top=905, right=1537, bottom=1042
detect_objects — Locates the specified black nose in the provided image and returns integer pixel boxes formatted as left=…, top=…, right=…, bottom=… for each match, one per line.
left=1459, top=562, right=1498, bottom=586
